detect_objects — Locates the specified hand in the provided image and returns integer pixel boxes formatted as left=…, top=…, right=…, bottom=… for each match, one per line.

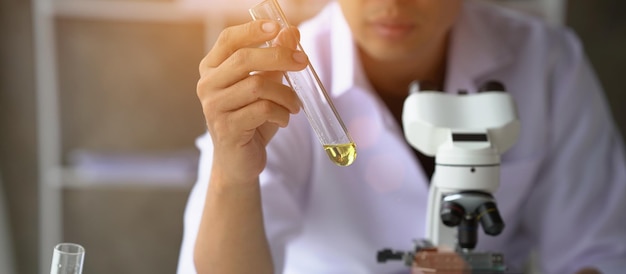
left=197, top=20, right=307, bottom=184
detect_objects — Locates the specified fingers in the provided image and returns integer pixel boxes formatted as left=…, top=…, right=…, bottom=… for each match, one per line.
left=208, top=47, right=307, bottom=88
left=202, top=20, right=280, bottom=68
left=209, top=99, right=292, bottom=145
left=231, top=100, right=292, bottom=130
left=197, top=20, right=306, bottom=149
left=199, top=74, right=300, bottom=115
left=201, top=21, right=303, bottom=69
left=273, top=26, right=300, bottom=49
left=199, top=21, right=308, bottom=88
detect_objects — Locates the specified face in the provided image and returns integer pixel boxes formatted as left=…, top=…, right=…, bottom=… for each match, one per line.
left=338, top=0, right=463, bottom=61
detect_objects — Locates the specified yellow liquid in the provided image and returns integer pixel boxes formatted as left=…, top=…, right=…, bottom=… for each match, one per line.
left=324, top=142, right=357, bottom=167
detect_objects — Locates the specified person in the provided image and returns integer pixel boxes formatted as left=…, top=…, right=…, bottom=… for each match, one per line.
left=177, top=0, right=626, bottom=273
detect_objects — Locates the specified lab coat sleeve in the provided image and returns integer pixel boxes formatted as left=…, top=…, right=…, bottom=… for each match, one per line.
left=521, top=29, right=626, bottom=274
left=176, top=112, right=312, bottom=274
left=177, top=132, right=214, bottom=274
left=260, top=111, right=312, bottom=274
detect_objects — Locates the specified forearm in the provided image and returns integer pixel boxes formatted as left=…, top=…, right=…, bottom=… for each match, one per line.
left=193, top=172, right=273, bottom=274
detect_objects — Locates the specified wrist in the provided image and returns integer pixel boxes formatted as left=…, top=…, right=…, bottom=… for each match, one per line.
left=209, top=167, right=260, bottom=192
left=210, top=156, right=263, bottom=186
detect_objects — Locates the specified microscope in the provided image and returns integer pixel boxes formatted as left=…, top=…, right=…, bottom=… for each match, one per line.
left=377, top=81, right=520, bottom=273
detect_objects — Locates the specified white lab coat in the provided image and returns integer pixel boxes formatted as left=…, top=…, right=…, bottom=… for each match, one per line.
left=178, top=1, right=626, bottom=273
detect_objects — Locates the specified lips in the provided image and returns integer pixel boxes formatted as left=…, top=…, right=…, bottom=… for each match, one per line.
left=370, top=20, right=415, bottom=40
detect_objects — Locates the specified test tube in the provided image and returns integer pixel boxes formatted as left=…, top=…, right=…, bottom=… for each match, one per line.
left=249, top=0, right=357, bottom=166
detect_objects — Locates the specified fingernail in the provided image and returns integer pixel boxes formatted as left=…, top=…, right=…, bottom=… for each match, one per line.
left=262, top=22, right=277, bottom=33
left=293, top=51, right=307, bottom=64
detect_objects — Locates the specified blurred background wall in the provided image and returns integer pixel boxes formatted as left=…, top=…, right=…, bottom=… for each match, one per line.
left=0, top=0, right=624, bottom=273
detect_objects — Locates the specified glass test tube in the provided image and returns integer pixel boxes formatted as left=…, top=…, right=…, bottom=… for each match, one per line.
left=50, top=243, right=85, bottom=274
left=249, top=0, right=357, bottom=166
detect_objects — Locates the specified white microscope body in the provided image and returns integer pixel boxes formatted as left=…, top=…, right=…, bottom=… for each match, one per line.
left=403, top=81, right=520, bottom=251
left=377, top=81, right=520, bottom=273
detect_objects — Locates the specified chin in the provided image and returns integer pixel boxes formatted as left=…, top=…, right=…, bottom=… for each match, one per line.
left=366, top=43, right=418, bottom=62
left=357, top=29, right=424, bottom=59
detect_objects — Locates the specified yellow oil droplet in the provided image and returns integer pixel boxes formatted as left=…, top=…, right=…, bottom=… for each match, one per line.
left=324, top=142, right=357, bottom=167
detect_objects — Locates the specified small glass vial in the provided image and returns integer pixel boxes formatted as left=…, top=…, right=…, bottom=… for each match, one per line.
left=50, top=243, right=85, bottom=274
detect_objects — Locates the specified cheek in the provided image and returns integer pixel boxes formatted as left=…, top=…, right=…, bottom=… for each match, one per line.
left=436, top=1, right=463, bottom=27
left=417, top=0, right=462, bottom=30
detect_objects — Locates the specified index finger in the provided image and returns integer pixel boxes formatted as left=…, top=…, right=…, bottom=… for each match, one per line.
left=202, top=20, right=280, bottom=69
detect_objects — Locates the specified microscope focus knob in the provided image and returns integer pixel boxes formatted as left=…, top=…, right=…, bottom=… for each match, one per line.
left=377, top=249, right=405, bottom=263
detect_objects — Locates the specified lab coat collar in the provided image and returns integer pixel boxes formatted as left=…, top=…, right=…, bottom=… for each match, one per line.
left=329, top=2, right=371, bottom=98
left=445, top=1, right=513, bottom=93
left=328, top=0, right=513, bottom=97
